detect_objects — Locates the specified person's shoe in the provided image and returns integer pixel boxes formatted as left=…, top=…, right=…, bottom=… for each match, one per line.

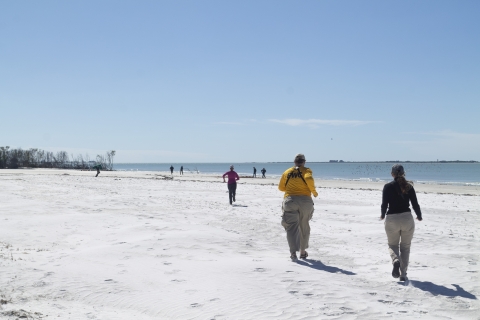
left=399, top=275, right=408, bottom=281
left=300, top=251, right=308, bottom=259
left=290, top=252, right=298, bottom=261
left=233, top=196, right=236, bottom=202
left=392, top=260, right=400, bottom=278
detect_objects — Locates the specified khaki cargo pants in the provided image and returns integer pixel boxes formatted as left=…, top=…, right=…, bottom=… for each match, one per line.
left=281, top=195, right=314, bottom=253
left=384, top=211, right=415, bottom=277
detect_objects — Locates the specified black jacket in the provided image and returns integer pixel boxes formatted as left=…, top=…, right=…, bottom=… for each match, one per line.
left=381, top=180, right=422, bottom=219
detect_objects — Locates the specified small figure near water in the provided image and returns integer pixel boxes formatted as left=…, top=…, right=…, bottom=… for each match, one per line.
left=261, top=168, right=266, bottom=178
left=380, top=164, right=422, bottom=282
left=253, top=167, right=257, bottom=178
left=278, top=154, right=318, bottom=261
left=223, top=165, right=240, bottom=205
left=180, top=166, right=184, bottom=175
left=170, top=165, right=174, bottom=175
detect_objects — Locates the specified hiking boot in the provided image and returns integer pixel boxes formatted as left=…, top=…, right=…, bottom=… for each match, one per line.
left=392, top=260, right=400, bottom=278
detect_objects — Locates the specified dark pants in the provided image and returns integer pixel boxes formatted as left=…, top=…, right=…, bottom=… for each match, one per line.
left=228, top=183, right=237, bottom=204
left=96, top=169, right=100, bottom=177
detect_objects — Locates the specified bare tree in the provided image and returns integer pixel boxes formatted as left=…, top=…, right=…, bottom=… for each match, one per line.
left=77, top=154, right=85, bottom=169
left=105, top=150, right=116, bottom=171
left=0, top=146, right=9, bottom=168
left=0, top=147, right=115, bottom=170
left=96, top=154, right=106, bottom=169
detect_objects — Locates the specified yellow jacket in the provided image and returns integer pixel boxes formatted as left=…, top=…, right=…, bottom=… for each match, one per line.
left=278, top=166, right=318, bottom=198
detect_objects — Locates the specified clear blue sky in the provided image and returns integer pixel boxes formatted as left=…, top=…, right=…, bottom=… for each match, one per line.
left=1, top=1, right=479, bottom=162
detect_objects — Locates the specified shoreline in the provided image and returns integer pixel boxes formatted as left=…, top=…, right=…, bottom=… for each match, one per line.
left=2, top=168, right=479, bottom=196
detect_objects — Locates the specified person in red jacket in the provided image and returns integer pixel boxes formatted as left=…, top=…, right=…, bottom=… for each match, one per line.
left=223, top=165, right=240, bottom=205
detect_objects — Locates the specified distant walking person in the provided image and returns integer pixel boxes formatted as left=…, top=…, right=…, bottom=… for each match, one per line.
left=170, top=165, right=174, bottom=175
left=253, top=167, right=257, bottom=178
left=261, top=168, right=266, bottom=178
left=94, top=165, right=101, bottom=177
left=381, top=164, right=422, bottom=282
left=180, top=166, right=184, bottom=175
left=223, top=165, right=240, bottom=205
left=279, top=154, right=318, bottom=261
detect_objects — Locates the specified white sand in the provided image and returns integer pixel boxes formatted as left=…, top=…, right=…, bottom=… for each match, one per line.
left=0, top=169, right=479, bottom=319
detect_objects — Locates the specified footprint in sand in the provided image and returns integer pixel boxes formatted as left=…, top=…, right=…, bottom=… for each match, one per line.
left=254, top=268, right=266, bottom=272
left=378, top=300, right=393, bottom=304
left=190, top=303, right=202, bottom=308
left=165, top=269, right=180, bottom=275
left=33, top=281, right=48, bottom=287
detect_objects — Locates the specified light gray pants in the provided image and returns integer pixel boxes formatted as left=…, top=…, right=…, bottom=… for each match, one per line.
left=281, top=196, right=314, bottom=253
left=384, top=211, right=415, bottom=276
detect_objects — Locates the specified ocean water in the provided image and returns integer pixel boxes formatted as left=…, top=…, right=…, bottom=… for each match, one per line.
left=114, top=162, right=480, bottom=186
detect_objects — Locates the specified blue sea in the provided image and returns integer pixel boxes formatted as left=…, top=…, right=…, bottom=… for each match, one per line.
left=114, top=162, right=480, bottom=186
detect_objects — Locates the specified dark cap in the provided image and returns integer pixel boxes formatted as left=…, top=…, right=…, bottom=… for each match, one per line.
left=294, top=153, right=306, bottom=162
left=391, top=164, right=405, bottom=175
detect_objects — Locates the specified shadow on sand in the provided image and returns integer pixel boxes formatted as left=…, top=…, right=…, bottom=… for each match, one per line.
left=407, top=281, right=477, bottom=300
left=296, top=259, right=356, bottom=275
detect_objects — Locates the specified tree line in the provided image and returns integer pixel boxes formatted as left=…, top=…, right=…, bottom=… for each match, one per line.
left=0, top=146, right=116, bottom=170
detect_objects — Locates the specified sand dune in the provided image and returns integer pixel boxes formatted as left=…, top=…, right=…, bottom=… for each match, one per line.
left=0, top=169, right=479, bottom=319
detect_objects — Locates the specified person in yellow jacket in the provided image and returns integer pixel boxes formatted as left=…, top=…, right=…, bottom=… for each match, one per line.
left=279, top=153, right=318, bottom=261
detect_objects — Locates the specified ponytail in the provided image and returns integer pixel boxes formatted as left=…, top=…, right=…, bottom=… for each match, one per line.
left=394, top=174, right=413, bottom=194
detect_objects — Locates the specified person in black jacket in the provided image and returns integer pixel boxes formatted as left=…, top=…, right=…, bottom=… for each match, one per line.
left=380, top=164, right=422, bottom=281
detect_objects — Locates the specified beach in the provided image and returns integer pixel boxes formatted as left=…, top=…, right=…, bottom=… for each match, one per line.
left=1, top=169, right=479, bottom=319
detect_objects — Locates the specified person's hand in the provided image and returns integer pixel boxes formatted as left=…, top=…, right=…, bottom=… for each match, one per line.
left=416, top=217, right=423, bottom=221
left=379, top=216, right=385, bottom=221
